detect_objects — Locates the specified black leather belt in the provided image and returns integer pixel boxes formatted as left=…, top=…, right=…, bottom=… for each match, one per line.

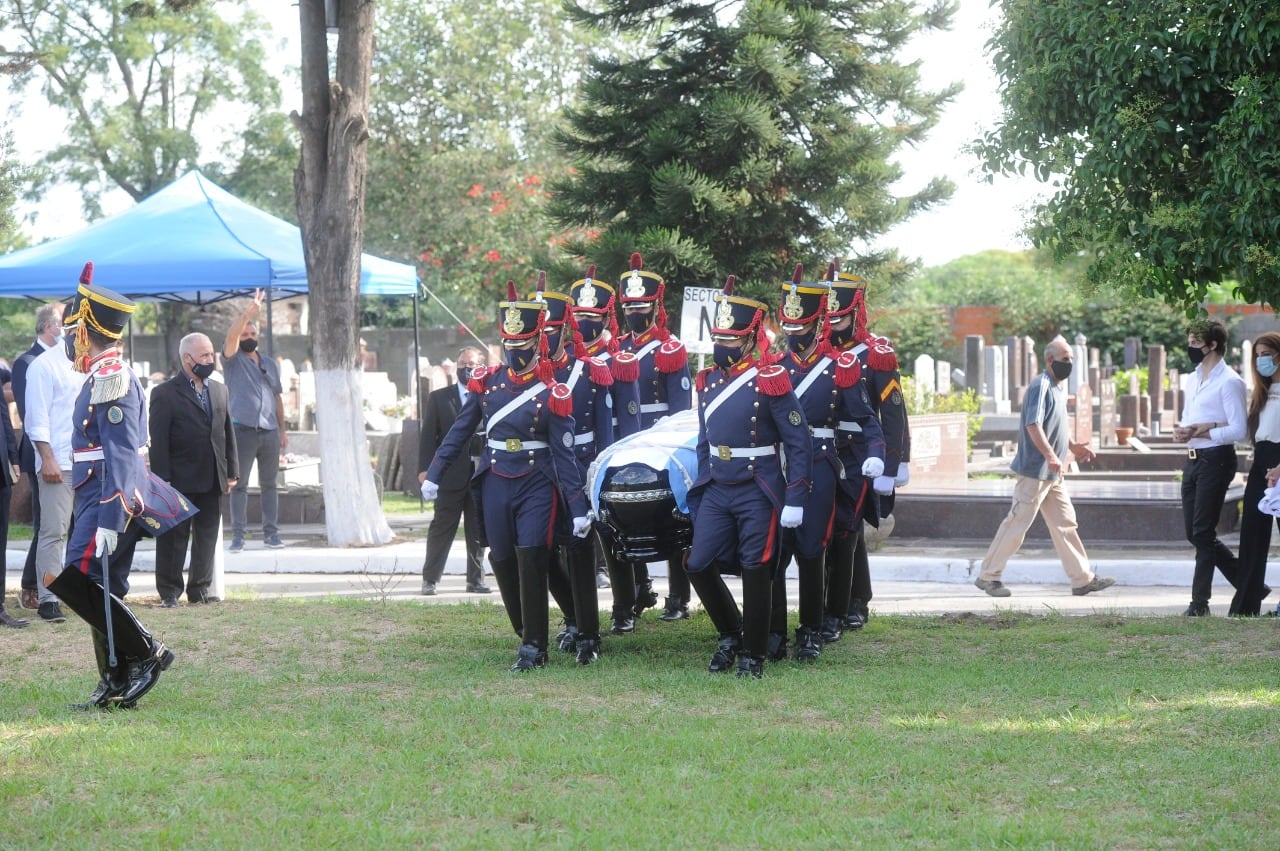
left=1188, top=445, right=1233, bottom=460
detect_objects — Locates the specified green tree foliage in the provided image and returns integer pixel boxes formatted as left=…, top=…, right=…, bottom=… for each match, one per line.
left=550, top=0, right=960, bottom=309
left=363, top=0, right=604, bottom=332
left=977, top=1, right=1280, bottom=307
left=0, top=125, right=24, bottom=254
left=0, top=0, right=280, bottom=216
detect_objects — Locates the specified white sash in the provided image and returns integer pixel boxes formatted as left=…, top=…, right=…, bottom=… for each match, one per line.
left=485, top=379, right=547, bottom=434
left=792, top=356, right=832, bottom=399
left=703, top=367, right=759, bottom=421
left=565, top=358, right=586, bottom=392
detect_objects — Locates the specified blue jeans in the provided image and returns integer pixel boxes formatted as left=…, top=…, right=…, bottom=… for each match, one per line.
left=230, top=425, right=280, bottom=539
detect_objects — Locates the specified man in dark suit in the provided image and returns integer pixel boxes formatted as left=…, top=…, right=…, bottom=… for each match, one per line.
left=416, top=346, right=489, bottom=596
left=148, top=333, right=239, bottom=606
left=11, top=302, right=64, bottom=612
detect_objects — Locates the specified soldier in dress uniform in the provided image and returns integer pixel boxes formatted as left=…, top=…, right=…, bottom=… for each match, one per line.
left=421, top=282, right=590, bottom=672
left=612, top=253, right=693, bottom=624
left=45, top=263, right=198, bottom=710
left=772, top=264, right=884, bottom=660
left=567, top=267, right=642, bottom=591
left=685, top=275, right=812, bottom=679
left=825, top=264, right=911, bottom=630
left=528, top=271, right=616, bottom=665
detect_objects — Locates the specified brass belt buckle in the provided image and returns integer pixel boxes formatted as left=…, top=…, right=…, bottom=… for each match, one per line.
left=1188, top=448, right=1197, bottom=460
left=506, top=438, right=522, bottom=452
left=717, top=445, right=732, bottom=461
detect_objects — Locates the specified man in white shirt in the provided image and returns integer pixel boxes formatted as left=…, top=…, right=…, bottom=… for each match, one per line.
left=25, top=337, right=89, bottom=622
left=1174, top=318, right=1248, bottom=616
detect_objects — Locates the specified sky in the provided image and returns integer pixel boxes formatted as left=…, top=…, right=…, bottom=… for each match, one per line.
left=10, top=0, right=1041, bottom=269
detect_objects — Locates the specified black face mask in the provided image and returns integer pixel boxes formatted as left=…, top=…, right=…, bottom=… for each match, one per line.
left=576, top=318, right=603, bottom=342
left=625, top=311, right=652, bottom=335
left=1187, top=344, right=1208, bottom=365
left=829, top=323, right=853, bottom=347
left=546, top=330, right=563, bottom=357
left=787, top=329, right=816, bottom=355
left=189, top=359, right=216, bottom=380
left=1050, top=360, right=1072, bottom=381
left=239, top=338, right=259, bottom=354
left=456, top=366, right=473, bottom=384
left=64, top=334, right=76, bottom=362
left=713, top=343, right=745, bottom=371
left=505, top=346, right=536, bottom=373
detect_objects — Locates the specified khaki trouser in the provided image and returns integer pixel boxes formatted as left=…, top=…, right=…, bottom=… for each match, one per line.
left=979, top=474, right=1094, bottom=588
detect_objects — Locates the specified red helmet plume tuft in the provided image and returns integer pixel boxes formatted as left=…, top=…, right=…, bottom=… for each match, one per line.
left=585, top=264, right=596, bottom=280
left=791, top=264, right=803, bottom=285
left=629, top=252, right=642, bottom=272
left=723, top=274, right=736, bottom=296
left=506, top=280, right=518, bottom=301
left=80, top=262, right=94, bottom=285
left=824, top=261, right=837, bottom=282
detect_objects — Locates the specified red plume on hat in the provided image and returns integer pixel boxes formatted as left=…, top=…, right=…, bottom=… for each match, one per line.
left=792, top=263, right=803, bottom=285
left=630, top=253, right=642, bottom=272
left=506, top=280, right=518, bottom=301
left=723, top=274, right=736, bottom=296
left=536, top=269, right=547, bottom=297
left=80, top=262, right=94, bottom=285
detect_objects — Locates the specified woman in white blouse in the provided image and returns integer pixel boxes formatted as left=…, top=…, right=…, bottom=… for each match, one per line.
left=1233, top=331, right=1280, bottom=615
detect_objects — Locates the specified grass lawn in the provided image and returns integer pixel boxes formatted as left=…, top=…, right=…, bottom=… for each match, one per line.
left=2, top=599, right=1277, bottom=848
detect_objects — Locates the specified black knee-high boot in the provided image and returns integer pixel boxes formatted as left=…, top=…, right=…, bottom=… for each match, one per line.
left=660, top=555, right=692, bottom=621
left=548, top=548, right=578, bottom=652
left=567, top=541, right=601, bottom=664
left=848, top=526, right=872, bottom=628
left=633, top=561, right=658, bottom=616
left=488, top=553, right=522, bottom=637
left=513, top=547, right=551, bottom=671
left=48, top=569, right=173, bottom=707
left=823, top=534, right=854, bottom=641
left=70, top=628, right=129, bottom=711
left=686, top=566, right=742, bottom=673
left=767, top=555, right=789, bottom=660
left=740, top=565, right=773, bottom=665
left=794, top=553, right=826, bottom=661
left=604, top=548, right=638, bottom=634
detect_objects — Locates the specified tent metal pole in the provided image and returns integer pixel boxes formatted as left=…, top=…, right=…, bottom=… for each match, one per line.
left=413, top=288, right=423, bottom=511
left=265, top=286, right=275, bottom=357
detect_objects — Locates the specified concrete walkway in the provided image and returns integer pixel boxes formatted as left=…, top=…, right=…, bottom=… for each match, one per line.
left=5, top=515, right=1274, bottom=618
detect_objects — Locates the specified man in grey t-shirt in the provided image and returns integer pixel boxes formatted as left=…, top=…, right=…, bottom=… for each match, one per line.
left=222, top=289, right=288, bottom=552
left=974, top=335, right=1115, bottom=597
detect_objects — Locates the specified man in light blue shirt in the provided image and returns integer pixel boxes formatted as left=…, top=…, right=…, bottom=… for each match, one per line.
left=975, top=335, right=1115, bottom=598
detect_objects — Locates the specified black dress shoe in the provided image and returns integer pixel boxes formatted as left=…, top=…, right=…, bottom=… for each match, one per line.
left=71, top=668, right=129, bottom=711
left=794, top=626, right=822, bottom=662
left=0, top=609, right=29, bottom=629
left=735, top=656, right=764, bottom=679
left=610, top=613, right=635, bottom=635
left=1183, top=603, right=1210, bottom=617
left=160, top=597, right=178, bottom=608
left=575, top=637, right=599, bottom=665
left=465, top=583, right=492, bottom=594
left=819, top=614, right=843, bottom=644
left=633, top=581, right=658, bottom=616
left=510, top=643, right=547, bottom=672
left=556, top=625, right=578, bottom=653
left=420, top=581, right=436, bottom=596
left=766, top=631, right=789, bottom=661
left=658, top=596, right=689, bottom=621
left=708, top=635, right=740, bottom=673
left=114, top=643, right=175, bottom=708
left=845, top=599, right=868, bottom=630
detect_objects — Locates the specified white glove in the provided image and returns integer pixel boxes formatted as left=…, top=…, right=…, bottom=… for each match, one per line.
left=420, top=479, right=440, bottom=500
left=895, top=464, right=910, bottom=488
left=572, top=516, right=592, bottom=538
left=861, top=456, right=885, bottom=478
left=1260, top=488, right=1280, bottom=518
left=94, top=528, right=118, bottom=557
left=779, top=505, right=803, bottom=528
left=873, top=475, right=895, bottom=495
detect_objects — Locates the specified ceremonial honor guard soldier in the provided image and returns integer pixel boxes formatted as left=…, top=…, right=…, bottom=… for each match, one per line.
left=684, top=275, right=812, bottom=679
left=421, top=282, right=590, bottom=672
left=612, top=253, right=693, bottom=623
left=773, top=265, right=884, bottom=660
left=825, top=265, right=911, bottom=630
left=530, top=271, right=616, bottom=665
left=46, top=263, right=197, bottom=709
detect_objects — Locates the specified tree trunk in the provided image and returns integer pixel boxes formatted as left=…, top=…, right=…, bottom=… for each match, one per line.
left=292, top=0, right=391, bottom=546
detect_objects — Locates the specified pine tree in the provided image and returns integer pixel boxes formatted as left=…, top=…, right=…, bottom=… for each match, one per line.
left=550, top=0, right=959, bottom=301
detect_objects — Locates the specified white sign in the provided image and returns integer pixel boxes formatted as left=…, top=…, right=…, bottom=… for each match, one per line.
left=679, top=286, right=721, bottom=354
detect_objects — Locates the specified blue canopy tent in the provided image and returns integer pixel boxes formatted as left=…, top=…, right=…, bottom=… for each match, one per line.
left=0, top=169, right=419, bottom=303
